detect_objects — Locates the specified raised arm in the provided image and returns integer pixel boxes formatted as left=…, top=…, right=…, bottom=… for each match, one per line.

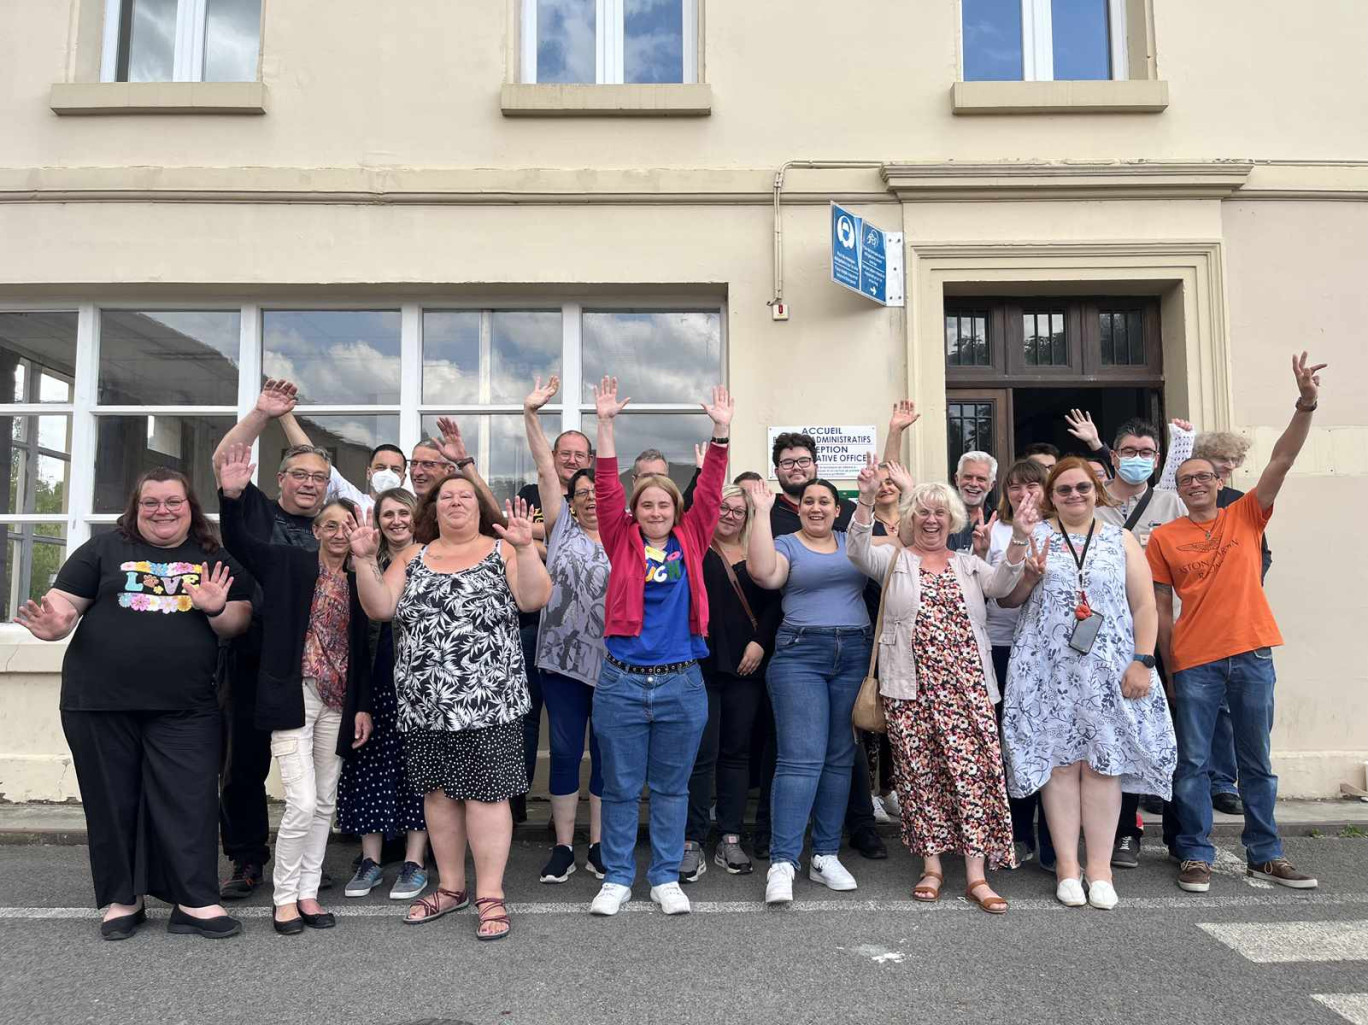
left=592, top=376, right=631, bottom=554
left=215, top=445, right=276, bottom=578
left=741, top=480, right=789, bottom=589
left=184, top=561, right=253, bottom=639
left=1254, top=351, right=1326, bottom=511
left=433, top=417, right=507, bottom=530
left=849, top=454, right=896, bottom=579
left=882, top=401, right=920, bottom=464
left=494, top=497, right=553, bottom=613
left=213, top=379, right=298, bottom=465
left=682, top=385, right=734, bottom=543
left=1157, top=419, right=1195, bottom=491
left=1065, top=408, right=1114, bottom=478
left=593, top=375, right=630, bottom=462
left=345, top=516, right=409, bottom=621
left=523, top=375, right=564, bottom=531
left=1154, top=583, right=1175, bottom=676
left=14, top=589, right=89, bottom=641
left=979, top=493, right=1037, bottom=597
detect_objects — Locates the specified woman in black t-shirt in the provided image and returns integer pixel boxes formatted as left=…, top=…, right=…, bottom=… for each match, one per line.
left=15, top=468, right=254, bottom=941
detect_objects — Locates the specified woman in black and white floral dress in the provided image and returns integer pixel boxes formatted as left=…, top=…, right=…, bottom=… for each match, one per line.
left=350, top=469, right=551, bottom=940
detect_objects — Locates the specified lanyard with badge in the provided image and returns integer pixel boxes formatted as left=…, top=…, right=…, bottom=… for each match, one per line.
left=1060, top=519, right=1103, bottom=654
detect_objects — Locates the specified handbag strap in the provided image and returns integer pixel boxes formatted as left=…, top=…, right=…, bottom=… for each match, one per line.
left=867, top=540, right=902, bottom=677
left=1122, top=486, right=1155, bottom=533
left=711, top=542, right=758, bottom=630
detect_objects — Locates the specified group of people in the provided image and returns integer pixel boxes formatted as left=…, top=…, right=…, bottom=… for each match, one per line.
left=15, top=351, right=1325, bottom=940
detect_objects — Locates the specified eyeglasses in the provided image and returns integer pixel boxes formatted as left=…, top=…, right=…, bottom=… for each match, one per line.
left=571, top=490, right=595, bottom=501
left=1177, top=471, right=1220, bottom=487
left=316, top=522, right=349, bottom=536
left=1117, top=446, right=1159, bottom=459
left=284, top=470, right=330, bottom=485
left=1052, top=481, right=1095, bottom=497
left=139, top=498, right=186, bottom=512
left=776, top=457, right=814, bottom=470
left=557, top=451, right=591, bottom=464
left=718, top=505, right=748, bottom=519
left=411, top=459, right=450, bottom=473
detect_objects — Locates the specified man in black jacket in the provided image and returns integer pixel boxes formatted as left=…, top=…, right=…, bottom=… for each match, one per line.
left=212, top=380, right=331, bottom=898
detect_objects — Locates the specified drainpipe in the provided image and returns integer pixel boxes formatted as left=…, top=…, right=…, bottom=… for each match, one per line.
left=770, top=160, right=888, bottom=312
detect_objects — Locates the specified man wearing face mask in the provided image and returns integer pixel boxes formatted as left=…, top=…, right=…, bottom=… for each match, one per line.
left=279, top=418, right=409, bottom=516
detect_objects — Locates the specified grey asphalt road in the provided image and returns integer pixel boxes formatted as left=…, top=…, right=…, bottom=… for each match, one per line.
left=0, top=835, right=1365, bottom=1025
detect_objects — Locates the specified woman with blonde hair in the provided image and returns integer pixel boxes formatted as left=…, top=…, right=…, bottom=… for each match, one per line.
left=847, top=461, right=1036, bottom=913
left=683, top=483, right=781, bottom=879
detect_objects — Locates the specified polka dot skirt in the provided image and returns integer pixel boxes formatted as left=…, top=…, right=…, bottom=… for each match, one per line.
left=403, top=719, right=527, bottom=804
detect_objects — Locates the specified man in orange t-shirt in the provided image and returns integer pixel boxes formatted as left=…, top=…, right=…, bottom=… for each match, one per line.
left=1148, top=353, right=1326, bottom=896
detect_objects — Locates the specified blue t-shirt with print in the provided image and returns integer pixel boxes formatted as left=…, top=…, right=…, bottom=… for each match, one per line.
left=605, top=536, right=709, bottom=666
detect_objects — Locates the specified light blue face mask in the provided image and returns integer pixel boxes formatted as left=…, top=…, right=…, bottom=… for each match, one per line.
left=1117, top=456, right=1155, bottom=485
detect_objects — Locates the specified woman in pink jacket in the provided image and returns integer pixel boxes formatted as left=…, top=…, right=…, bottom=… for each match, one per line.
left=587, top=376, right=733, bottom=919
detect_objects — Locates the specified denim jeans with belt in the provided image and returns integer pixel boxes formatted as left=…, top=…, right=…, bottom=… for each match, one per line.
left=1171, top=648, right=1282, bottom=865
left=592, top=660, right=708, bottom=887
left=766, top=625, right=872, bottom=868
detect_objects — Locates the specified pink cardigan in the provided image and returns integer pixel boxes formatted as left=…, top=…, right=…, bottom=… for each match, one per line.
left=596, top=440, right=727, bottom=642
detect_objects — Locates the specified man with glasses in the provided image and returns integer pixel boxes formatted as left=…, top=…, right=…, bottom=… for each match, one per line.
left=210, top=379, right=333, bottom=901
left=1149, top=353, right=1326, bottom=894
left=408, top=440, right=454, bottom=500
left=280, top=414, right=408, bottom=515
left=517, top=428, right=593, bottom=541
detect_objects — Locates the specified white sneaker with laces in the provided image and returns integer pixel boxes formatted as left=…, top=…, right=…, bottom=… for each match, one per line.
left=650, top=881, right=691, bottom=915
left=1087, top=878, right=1119, bottom=910
left=809, top=854, right=858, bottom=891
left=1056, top=876, right=1087, bottom=907
left=871, top=795, right=891, bottom=823
left=766, top=861, right=795, bottom=905
left=589, top=882, right=632, bottom=916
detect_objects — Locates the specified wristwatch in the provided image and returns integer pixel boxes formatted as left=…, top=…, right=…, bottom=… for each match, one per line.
left=455, top=457, right=475, bottom=469
left=711, top=435, right=731, bottom=445
left=1295, top=398, right=1318, bottom=413
left=1132, top=653, right=1156, bottom=669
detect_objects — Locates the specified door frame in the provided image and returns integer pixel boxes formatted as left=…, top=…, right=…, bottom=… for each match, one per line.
left=946, top=387, right=1013, bottom=480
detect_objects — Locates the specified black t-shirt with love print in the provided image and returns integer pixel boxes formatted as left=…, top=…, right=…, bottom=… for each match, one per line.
left=54, top=532, right=254, bottom=711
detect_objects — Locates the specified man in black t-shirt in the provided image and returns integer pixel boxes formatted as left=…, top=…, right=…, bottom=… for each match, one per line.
left=211, top=380, right=331, bottom=899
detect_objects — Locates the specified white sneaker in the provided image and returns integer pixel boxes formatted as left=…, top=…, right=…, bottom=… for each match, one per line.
left=1056, top=876, right=1087, bottom=907
left=809, top=854, right=858, bottom=891
left=650, top=881, right=691, bottom=915
left=882, top=790, right=901, bottom=818
left=589, top=882, right=632, bottom=916
left=1087, top=878, right=1119, bottom=910
left=766, top=861, right=795, bottom=905
left=871, top=795, right=891, bottom=823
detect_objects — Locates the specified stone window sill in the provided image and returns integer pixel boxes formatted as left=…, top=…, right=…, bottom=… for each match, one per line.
left=951, top=79, right=1168, bottom=115
left=500, top=83, right=711, bottom=118
left=49, top=81, right=267, bottom=116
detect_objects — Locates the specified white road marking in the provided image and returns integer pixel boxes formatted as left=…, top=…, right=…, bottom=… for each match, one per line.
left=0, top=892, right=1363, bottom=921
left=1199, top=921, right=1368, bottom=963
left=1212, top=845, right=1274, bottom=888
left=1313, top=994, right=1368, bottom=1025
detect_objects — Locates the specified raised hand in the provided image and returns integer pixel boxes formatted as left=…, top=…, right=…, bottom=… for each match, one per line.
left=856, top=453, right=881, bottom=501
left=433, top=417, right=470, bottom=465
left=701, top=384, right=734, bottom=428
left=1064, top=408, right=1101, bottom=449
left=524, top=374, right=560, bottom=413
left=594, top=376, right=631, bottom=420
left=1012, top=492, right=1042, bottom=541
left=256, top=379, right=299, bottom=419
left=13, top=595, right=77, bottom=640
left=888, top=400, right=920, bottom=433
left=1022, top=535, right=1048, bottom=585
left=972, top=511, right=998, bottom=559
left=1170, top=418, right=1194, bottom=433
left=742, top=478, right=775, bottom=514
left=215, top=443, right=256, bottom=499
left=1293, top=351, right=1327, bottom=404
left=344, top=518, right=381, bottom=561
left=885, top=460, right=914, bottom=494
left=185, top=562, right=233, bottom=616
left=493, top=496, right=535, bottom=548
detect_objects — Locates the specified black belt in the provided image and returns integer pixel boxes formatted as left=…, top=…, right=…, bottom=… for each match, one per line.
left=605, top=652, right=697, bottom=676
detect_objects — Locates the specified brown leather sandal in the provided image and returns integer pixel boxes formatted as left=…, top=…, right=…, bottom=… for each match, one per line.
left=474, top=896, right=510, bottom=941
left=965, top=880, right=1008, bottom=915
left=403, top=887, right=468, bottom=925
left=913, top=871, right=943, bottom=902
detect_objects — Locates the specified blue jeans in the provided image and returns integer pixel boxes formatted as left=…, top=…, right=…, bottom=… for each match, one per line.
left=592, top=661, right=708, bottom=887
left=766, top=625, right=871, bottom=867
left=1210, top=702, right=1239, bottom=797
left=1172, top=648, right=1282, bottom=865
left=541, top=670, right=603, bottom=798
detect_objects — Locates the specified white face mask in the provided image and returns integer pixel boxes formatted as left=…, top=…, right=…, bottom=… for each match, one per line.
left=370, top=468, right=402, bottom=493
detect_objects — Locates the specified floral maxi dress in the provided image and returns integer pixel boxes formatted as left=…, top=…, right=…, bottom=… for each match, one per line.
left=884, top=567, right=1015, bottom=867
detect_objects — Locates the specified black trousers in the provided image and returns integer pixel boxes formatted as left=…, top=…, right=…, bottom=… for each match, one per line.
left=518, top=624, right=545, bottom=793
left=686, top=672, right=767, bottom=841
left=62, top=707, right=222, bottom=909
left=219, top=649, right=273, bottom=865
left=992, top=645, right=1050, bottom=848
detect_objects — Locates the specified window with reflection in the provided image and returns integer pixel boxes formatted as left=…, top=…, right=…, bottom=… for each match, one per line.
left=106, top=0, right=262, bottom=83
left=422, top=311, right=561, bottom=406
left=963, top=0, right=1121, bottom=82
left=0, top=313, right=77, bottom=402
left=99, top=310, right=239, bottom=406
left=582, top=311, right=721, bottom=404
left=1100, top=310, right=1145, bottom=366
left=528, top=0, right=693, bottom=84
left=945, top=312, right=990, bottom=367
left=420, top=413, right=562, bottom=505
left=259, top=415, right=401, bottom=501
left=93, top=415, right=234, bottom=514
left=263, top=310, right=401, bottom=405
left=1023, top=311, right=1067, bottom=366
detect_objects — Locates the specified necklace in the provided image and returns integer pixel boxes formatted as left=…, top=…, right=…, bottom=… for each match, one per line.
left=1188, top=514, right=1217, bottom=541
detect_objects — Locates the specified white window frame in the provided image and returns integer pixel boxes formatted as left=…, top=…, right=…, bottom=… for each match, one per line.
left=969, top=0, right=1128, bottom=82
left=100, top=0, right=233, bottom=83
left=520, top=0, right=699, bottom=85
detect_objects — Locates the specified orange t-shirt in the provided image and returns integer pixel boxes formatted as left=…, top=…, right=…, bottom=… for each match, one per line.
left=1146, top=489, right=1283, bottom=673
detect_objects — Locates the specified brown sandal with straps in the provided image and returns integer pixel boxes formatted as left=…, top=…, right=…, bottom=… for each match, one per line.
left=403, top=887, right=468, bottom=925
left=913, top=871, right=943, bottom=902
left=474, top=896, right=511, bottom=941
left=965, top=880, right=1008, bottom=915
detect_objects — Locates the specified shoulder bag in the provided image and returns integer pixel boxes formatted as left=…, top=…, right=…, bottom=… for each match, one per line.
left=852, top=542, right=901, bottom=734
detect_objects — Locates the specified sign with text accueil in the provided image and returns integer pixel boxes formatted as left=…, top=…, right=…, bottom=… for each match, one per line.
left=767, top=425, right=878, bottom=481
left=830, top=202, right=905, bottom=307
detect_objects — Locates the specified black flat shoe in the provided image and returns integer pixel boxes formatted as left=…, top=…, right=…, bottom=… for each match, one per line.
left=100, top=907, right=146, bottom=941
left=167, top=905, right=242, bottom=939
left=850, top=829, right=888, bottom=860
left=299, top=909, right=336, bottom=930
left=272, top=909, right=305, bottom=935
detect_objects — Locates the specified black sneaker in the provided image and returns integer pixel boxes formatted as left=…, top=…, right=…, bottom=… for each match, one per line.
left=1212, top=792, right=1244, bottom=816
left=1111, top=835, right=1140, bottom=869
left=219, top=860, right=263, bottom=901
left=586, top=842, right=606, bottom=879
left=539, top=844, right=577, bottom=884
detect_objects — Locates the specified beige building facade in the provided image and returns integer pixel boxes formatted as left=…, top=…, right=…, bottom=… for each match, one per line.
left=0, top=0, right=1365, bottom=801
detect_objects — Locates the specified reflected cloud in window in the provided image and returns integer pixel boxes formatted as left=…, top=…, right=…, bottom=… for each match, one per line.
left=421, top=413, right=561, bottom=504
left=582, top=311, right=721, bottom=405
left=259, top=414, right=399, bottom=500
left=263, top=311, right=401, bottom=405
left=537, top=0, right=596, bottom=83
left=962, top=0, right=1024, bottom=81
left=204, top=0, right=262, bottom=82
left=423, top=311, right=561, bottom=406
left=625, top=0, right=684, bottom=84
left=121, top=0, right=177, bottom=82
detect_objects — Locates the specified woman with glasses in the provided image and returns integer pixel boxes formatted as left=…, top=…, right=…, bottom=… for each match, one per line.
left=998, top=457, right=1176, bottom=911
left=15, top=469, right=254, bottom=940
left=217, top=445, right=376, bottom=936
left=522, top=375, right=612, bottom=885
left=338, top=488, right=430, bottom=902
left=682, top=483, right=781, bottom=879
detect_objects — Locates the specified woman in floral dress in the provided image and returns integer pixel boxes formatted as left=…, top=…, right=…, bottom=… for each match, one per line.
left=847, top=459, right=1037, bottom=914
